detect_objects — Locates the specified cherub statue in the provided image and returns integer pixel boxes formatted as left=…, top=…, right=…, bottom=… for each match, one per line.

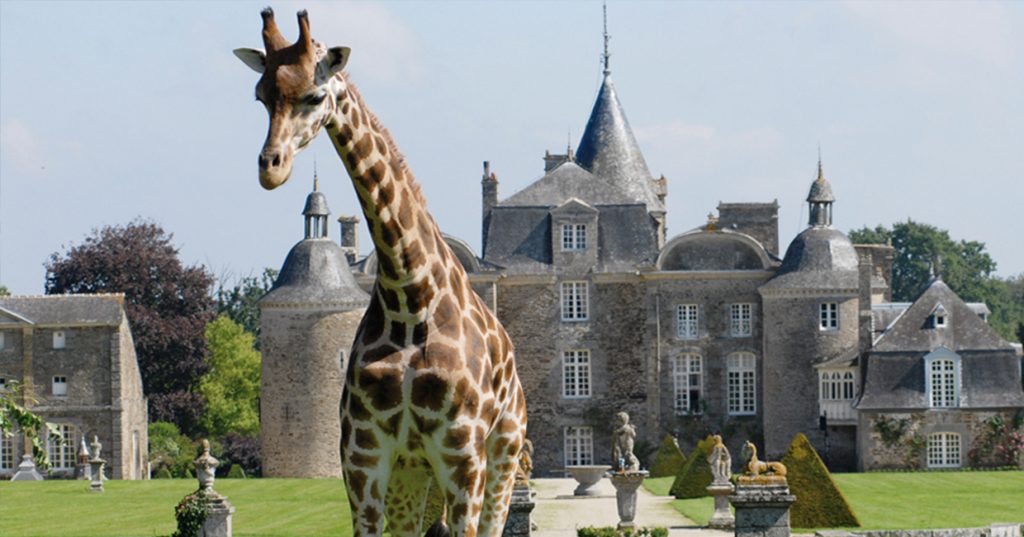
left=514, top=438, right=534, bottom=487
left=612, top=412, right=640, bottom=471
left=706, top=434, right=732, bottom=485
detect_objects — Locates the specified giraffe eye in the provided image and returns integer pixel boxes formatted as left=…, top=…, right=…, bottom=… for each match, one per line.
left=303, top=92, right=327, bottom=106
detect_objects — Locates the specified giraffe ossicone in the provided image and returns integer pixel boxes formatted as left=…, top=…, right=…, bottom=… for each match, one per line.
left=235, top=9, right=527, bottom=537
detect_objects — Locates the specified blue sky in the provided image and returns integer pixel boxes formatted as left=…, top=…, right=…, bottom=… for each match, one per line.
left=1, top=1, right=1022, bottom=295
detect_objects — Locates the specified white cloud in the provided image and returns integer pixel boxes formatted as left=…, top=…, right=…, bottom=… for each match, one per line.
left=0, top=119, right=45, bottom=176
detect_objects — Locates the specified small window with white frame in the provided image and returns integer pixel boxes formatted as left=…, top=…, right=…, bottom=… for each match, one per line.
left=53, top=330, right=66, bottom=349
left=727, top=352, right=757, bottom=415
left=819, top=370, right=856, bottom=401
left=560, top=281, right=589, bottom=322
left=564, top=426, right=594, bottom=467
left=561, top=223, right=587, bottom=251
left=929, top=304, right=948, bottom=329
left=926, top=432, right=961, bottom=468
left=52, top=376, right=68, bottom=397
left=562, top=350, right=592, bottom=398
left=47, top=424, right=76, bottom=470
left=730, top=303, right=753, bottom=337
left=672, top=353, right=702, bottom=414
left=0, top=432, right=15, bottom=471
left=819, top=302, right=839, bottom=331
left=676, top=304, right=699, bottom=340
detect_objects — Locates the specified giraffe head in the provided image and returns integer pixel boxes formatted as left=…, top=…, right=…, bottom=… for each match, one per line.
left=234, top=8, right=350, bottom=190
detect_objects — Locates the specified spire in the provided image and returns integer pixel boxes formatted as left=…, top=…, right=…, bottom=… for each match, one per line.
left=313, top=159, right=319, bottom=192
left=602, top=1, right=611, bottom=75
left=807, top=155, right=835, bottom=227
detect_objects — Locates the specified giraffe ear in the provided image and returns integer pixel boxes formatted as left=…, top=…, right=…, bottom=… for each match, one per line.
left=233, top=48, right=266, bottom=74
left=316, top=46, right=350, bottom=84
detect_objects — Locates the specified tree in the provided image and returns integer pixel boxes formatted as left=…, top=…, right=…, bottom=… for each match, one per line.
left=0, top=285, right=9, bottom=296
left=215, top=268, right=277, bottom=349
left=45, top=220, right=215, bottom=433
left=198, top=316, right=261, bottom=437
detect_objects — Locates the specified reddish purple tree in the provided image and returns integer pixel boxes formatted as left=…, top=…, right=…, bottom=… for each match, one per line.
left=45, top=220, right=215, bottom=434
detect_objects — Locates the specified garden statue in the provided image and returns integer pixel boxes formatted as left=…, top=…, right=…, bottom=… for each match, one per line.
left=235, top=9, right=526, bottom=537
left=704, top=435, right=735, bottom=529
left=612, top=412, right=640, bottom=472
left=514, top=438, right=534, bottom=487
left=707, top=434, right=732, bottom=485
left=741, top=441, right=787, bottom=480
left=195, top=439, right=219, bottom=495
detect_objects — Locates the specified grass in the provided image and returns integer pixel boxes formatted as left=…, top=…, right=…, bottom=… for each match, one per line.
left=0, top=478, right=352, bottom=537
left=645, top=471, right=1024, bottom=531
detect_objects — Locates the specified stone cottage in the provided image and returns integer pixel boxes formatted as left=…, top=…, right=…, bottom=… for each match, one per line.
left=0, top=294, right=148, bottom=479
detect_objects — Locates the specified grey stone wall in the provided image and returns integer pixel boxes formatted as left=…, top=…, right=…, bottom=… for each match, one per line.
left=260, top=306, right=365, bottom=477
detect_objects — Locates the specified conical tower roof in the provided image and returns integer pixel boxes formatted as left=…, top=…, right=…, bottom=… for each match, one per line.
left=807, top=160, right=835, bottom=203
left=575, top=73, right=661, bottom=211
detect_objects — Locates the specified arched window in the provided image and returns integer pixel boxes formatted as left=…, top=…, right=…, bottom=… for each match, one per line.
left=727, top=352, right=757, bottom=415
left=925, top=348, right=960, bottom=408
left=926, top=432, right=961, bottom=468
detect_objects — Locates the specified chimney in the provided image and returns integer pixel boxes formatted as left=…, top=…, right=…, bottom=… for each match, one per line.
left=337, top=215, right=360, bottom=265
left=857, top=249, right=873, bottom=354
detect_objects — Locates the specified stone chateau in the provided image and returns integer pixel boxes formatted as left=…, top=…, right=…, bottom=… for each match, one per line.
left=262, top=55, right=1024, bottom=477
left=0, top=294, right=148, bottom=479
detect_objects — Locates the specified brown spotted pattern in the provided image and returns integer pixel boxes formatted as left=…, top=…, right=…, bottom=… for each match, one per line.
left=237, top=10, right=526, bottom=537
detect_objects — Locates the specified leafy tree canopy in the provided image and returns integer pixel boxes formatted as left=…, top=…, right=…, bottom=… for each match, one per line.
left=198, top=315, right=261, bottom=437
left=850, top=220, right=1022, bottom=342
left=215, top=268, right=277, bottom=349
left=0, top=285, right=9, bottom=296
left=45, top=220, right=215, bottom=433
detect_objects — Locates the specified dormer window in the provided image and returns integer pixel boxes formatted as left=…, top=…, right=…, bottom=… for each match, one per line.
left=53, top=331, right=66, bottom=349
left=928, top=304, right=948, bottom=329
left=52, top=376, right=68, bottom=397
left=561, top=223, right=587, bottom=251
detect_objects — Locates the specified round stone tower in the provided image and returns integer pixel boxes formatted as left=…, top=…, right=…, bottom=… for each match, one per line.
left=759, top=160, right=861, bottom=467
left=259, top=179, right=369, bottom=477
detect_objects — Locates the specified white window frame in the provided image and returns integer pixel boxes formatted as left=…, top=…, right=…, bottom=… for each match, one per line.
left=676, top=304, right=699, bottom=340
left=564, top=426, right=594, bottom=467
left=53, top=330, right=66, bottom=349
left=925, top=348, right=960, bottom=408
left=0, top=431, right=15, bottom=471
left=561, top=223, right=587, bottom=251
left=819, top=302, right=839, bottom=331
left=926, top=432, right=961, bottom=468
left=727, top=352, right=757, bottom=415
left=52, top=376, right=68, bottom=397
left=0, top=331, right=5, bottom=350
left=819, top=369, right=857, bottom=401
left=47, top=424, right=76, bottom=470
left=560, top=281, right=589, bottom=322
left=730, top=303, right=753, bottom=337
left=562, top=350, right=592, bottom=399
left=672, top=353, right=703, bottom=414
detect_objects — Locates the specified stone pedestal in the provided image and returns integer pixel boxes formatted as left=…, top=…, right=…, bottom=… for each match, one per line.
left=609, top=470, right=648, bottom=530
left=729, top=479, right=795, bottom=537
left=565, top=465, right=611, bottom=497
left=202, top=495, right=235, bottom=537
left=706, top=483, right=735, bottom=529
left=502, top=483, right=535, bottom=537
left=89, top=459, right=106, bottom=492
left=11, top=455, right=44, bottom=481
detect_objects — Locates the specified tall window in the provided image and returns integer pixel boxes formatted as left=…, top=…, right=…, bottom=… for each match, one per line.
left=727, top=352, right=757, bottom=415
left=730, top=303, right=753, bottom=337
left=0, top=331, right=5, bottom=350
left=819, top=370, right=856, bottom=401
left=927, top=353, right=959, bottom=408
left=676, top=304, right=699, bottom=340
left=53, top=330, right=66, bottom=349
left=47, top=424, right=75, bottom=470
left=927, top=432, right=961, bottom=468
left=0, top=378, right=6, bottom=392
left=562, top=350, right=592, bottom=398
left=819, top=302, right=838, bottom=330
left=560, top=281, right=589, bottom=321
left=0, top=432, right=14, bottom=471
left=561, top=224, right=587, bottom=251
left=52, top=376, right=68, bottom=397
left=672, top=353, right=702, bottom=414
left=564, top=426, right=594, bottom=466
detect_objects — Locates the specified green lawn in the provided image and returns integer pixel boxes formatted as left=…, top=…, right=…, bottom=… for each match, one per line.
left=645, top=471, right=1024, bottom=530
left=0, top=479, right=352, bottom=537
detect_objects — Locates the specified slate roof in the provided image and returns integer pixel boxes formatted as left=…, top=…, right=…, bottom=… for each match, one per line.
left=0, top=294, right=125, bottom=326
left=575, top=73, right=663, bottom=212
left=760, top=227, right=860, bottom=290
left=302, top=191, right=330, bottom=216
left=499, top=161, right=637, bottom=207
left=807, top=162, right=835, bottom=203
left=260, top=239, right=369, bottom=308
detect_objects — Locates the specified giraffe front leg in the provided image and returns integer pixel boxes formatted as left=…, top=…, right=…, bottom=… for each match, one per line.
left=343, top=462, right=390, bottom=537
left=429, top=438, right=487, bottom=537
left=477, top=415, right=524, bottom=537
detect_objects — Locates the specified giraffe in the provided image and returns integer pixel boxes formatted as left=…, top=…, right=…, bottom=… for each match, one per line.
left=234, top=9, right=527, bottom=537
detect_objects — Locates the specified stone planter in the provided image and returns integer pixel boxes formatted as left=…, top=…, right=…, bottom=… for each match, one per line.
left=564, top=465, right=611, bottom=496
left=609, top=470, right=648, bottom=529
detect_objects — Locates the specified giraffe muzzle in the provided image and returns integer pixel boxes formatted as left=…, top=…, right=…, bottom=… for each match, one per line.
left=258, top=149, right=291, bottom=190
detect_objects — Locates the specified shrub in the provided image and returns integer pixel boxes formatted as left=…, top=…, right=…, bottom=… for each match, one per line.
left=669, top=435, right=716, bottom=499
left=577, top=527, right=668, bottom=537
left=172, top=488, right=210, bottom=537
left=226, top=464, right=246, bottom=479
left=780, top=433, right=860, bottom=528
left=156, top=467, right=174, bottom=479
left=649, top=434, right=686, bottom=478
left=219, top=433, right=261, bottom=477
left=148, top=422, right=197, bottom=478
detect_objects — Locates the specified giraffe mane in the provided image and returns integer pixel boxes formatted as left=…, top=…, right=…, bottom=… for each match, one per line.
left=343, top=77, right=428, bottom=211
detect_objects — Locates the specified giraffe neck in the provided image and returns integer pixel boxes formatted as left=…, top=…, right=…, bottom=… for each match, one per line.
left=323, top=77, right=461, bottom=321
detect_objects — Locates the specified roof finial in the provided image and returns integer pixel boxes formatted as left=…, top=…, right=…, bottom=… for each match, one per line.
left=602, top=1, right=611, bottom=75
left=816, top=145, right=824, bottom=182
left=313, top=158, right=319, bottom=191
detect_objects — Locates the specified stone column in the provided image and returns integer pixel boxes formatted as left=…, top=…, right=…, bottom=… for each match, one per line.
left=729, top=480, right=796, bottom=537
left=502, top=483, right=536, bottom=537
left=609, top=471, right=648, bottom=530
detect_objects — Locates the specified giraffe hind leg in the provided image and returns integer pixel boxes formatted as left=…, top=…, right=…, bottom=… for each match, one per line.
left=385, top=457, right=435, bottom=537
left=477, top=416, right=523, bottom=537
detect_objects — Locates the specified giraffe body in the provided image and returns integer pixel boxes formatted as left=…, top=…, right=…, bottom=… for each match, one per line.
left=235, top=10, right=526, bottom=537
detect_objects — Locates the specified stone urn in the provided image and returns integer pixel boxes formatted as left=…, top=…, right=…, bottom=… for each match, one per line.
left=564, top=465, right=611, bottom=496
left=609, top=470, right=649, bottom=529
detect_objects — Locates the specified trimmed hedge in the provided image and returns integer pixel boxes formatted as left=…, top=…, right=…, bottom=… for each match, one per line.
left=669, top=435, right=715, bottom=499
left=780, top=433, right=860, bottom=528
left=649, top=435, right=686, bottom=478
left=227, top=464, right=246, bottom=479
